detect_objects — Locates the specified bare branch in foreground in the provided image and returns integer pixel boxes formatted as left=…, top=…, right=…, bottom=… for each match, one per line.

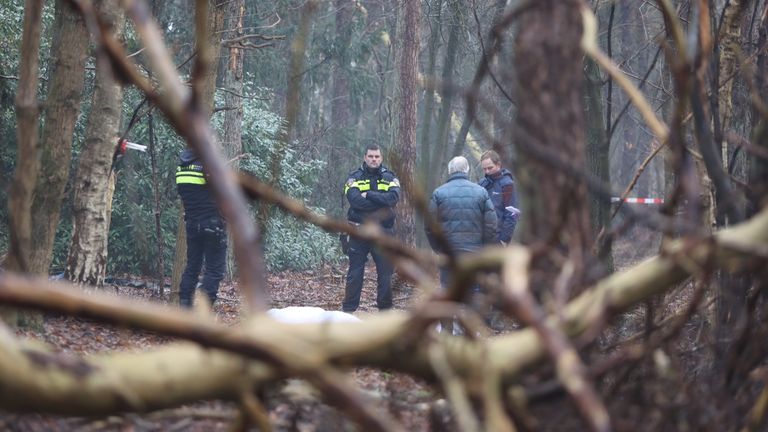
left=0, top=274, right=402, bottom=431
left=499, top=248, right=610, bottom=432
left=0, top=206, right=766, bottom=418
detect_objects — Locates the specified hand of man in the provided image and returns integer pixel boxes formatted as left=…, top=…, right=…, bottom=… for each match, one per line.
left=361, top=192, right=367, bottom=198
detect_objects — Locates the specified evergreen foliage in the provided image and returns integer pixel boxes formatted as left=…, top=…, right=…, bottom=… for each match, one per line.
left=217, top=85, right=342, bottom=271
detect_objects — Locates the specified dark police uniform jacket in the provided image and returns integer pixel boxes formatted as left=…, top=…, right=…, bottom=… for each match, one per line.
left=344, top=164, right=400, bottom=229
left=175, top=149, right=221, bottom=223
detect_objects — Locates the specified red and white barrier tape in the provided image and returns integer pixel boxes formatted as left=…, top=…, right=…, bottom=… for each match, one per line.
left=118, top=139, right=147, bottom=154
left=611, top=197, right=664, bottom=204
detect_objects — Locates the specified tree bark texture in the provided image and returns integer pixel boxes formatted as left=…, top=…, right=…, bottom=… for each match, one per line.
left=716, top=0, right=746, bottom=146
left=749, top=4, right=768, bottom=214
left=29, top=0, right=89, bottom=276
left=6, top=0, right=45, bottom=274
left=3, top=0, right=45, bottom=328
left=513, top=1, right=592, bottom=291
left=65, top=0, right=125, bottom=286
left=222, top=0, right=244, bottom=161
left=221, top=0, right=245, bottom=279
left=394, top=0, right=419, bottom=245
left=584, top=58, right=613, bottom=272
left=200, top=0, right=225, bottom=120
left=513, top=2, right=590, bottom=244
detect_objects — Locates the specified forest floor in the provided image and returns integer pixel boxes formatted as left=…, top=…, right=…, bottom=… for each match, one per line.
left=2, top=263, right=442, bottom=432
left=1, top=230, right=662, bottom=431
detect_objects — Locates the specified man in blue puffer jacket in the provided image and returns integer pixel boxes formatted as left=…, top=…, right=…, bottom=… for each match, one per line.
left=479, top=150, right=519, bottom=245
left=426, top=156, right=497, bottom=285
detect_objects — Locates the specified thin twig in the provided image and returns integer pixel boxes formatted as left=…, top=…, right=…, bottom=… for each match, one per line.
left=499, top=247, right=611, bottom=432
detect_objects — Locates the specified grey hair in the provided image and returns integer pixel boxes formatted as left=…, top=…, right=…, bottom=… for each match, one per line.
left=448, top=156, right=469, bottom=175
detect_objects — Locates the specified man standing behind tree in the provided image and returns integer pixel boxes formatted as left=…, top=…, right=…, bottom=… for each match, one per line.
left=479, top=150, right=519, bottom=245
left=342, top=144, right=401, bottom=313
left=176, top=148, right=227, bottom=308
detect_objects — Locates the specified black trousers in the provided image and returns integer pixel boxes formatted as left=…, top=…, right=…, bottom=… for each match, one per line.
left=180, top=217, right=227, bottom=308
left=343, top=230, right=394, bottom=312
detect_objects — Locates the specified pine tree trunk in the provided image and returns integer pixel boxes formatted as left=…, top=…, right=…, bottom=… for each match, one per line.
left=221, top=0, right=245, bottom=280
left=513, top=0, right=592, bottom=294
left=584, top=58, right=613, bottom=272
left=393, top=0, right=419, bottom=246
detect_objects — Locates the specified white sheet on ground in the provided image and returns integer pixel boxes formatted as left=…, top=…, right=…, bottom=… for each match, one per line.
left=267, top=306, right=360, bottom=324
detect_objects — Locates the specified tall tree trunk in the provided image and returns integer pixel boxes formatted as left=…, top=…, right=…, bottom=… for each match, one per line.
left=414, top=0, right=443, bottom=248
left=714, top=0, right=746, bottom=226
left=418, top=0, right=442, bottom=182
left=29, top=0, right=88, bottom=276
left=614, top=2, right=646, bottom=196
left=513, top=1, right=592, bottom=293
left=328, top=0, right=353, bottom=218
left=584, top=58, right=613, bottom=272
left=199, top=1, right=225, bottom=120
left=479, top=0, right=510, bottom=162
left=749, top=5, right=768, bottom=215
left=716, top=0, right=746, bottom=152
left=65, top=0, right=125, bottom=286
left=170, top=0, right=226, bottom=301
left=393, top=0, right=419, bottom=245
left=6, top=0, right=45, bottom=275
left=431, top=1, right=460, bottom=192
left=3, top=0, right=45, bottom=327
left=713, top=0, right=760, bottom=387
left=221, top=0, right=245, bottom=279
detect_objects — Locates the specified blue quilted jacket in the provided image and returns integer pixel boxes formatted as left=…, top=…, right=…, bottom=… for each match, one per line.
left=426, top=173, right=497, bottom=253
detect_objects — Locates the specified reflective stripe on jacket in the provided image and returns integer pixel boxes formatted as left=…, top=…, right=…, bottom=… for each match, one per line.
left=176, top=161, right=220, bottom=222
left=176, top=164, right=207, bottom=185
left=344, top=164, right=400, bottom=228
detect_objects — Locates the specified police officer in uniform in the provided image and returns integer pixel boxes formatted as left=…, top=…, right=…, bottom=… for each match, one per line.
left=175, top=148, right=227, bottom=308
left=342, top=144, right=400, bottom=313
